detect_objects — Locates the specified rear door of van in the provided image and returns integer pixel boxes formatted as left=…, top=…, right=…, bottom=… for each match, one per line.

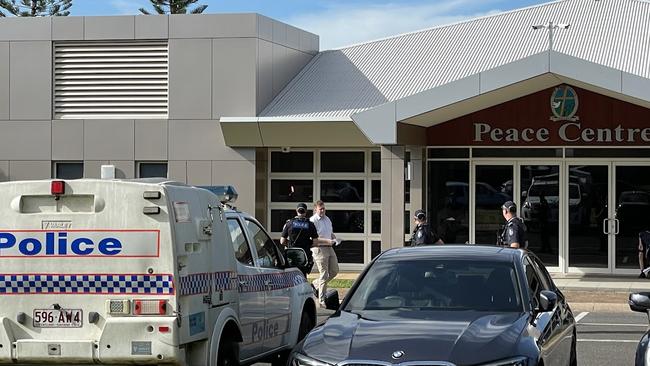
left=0, top=179, right=178, bottom=364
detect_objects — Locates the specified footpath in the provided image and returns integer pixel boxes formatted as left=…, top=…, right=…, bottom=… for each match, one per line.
left=309, top=272, right=650, bottom=313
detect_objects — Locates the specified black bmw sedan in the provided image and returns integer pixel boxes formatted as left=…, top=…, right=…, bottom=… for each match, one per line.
left=290, top=245, right=576, bottom=366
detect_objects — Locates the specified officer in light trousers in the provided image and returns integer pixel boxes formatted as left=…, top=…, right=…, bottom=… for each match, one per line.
left=309, top=200, right=339, bottom=307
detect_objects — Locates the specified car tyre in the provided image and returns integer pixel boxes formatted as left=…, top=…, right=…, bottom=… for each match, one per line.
left=298, top=309, right=314, bottom=341
left=217, top=338, right=239, bottom=366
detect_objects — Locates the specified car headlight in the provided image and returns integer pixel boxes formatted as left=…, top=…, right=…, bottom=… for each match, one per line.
left=290, top=353, right=333, bottom=366
left=480, top=356, right=528, bottom=366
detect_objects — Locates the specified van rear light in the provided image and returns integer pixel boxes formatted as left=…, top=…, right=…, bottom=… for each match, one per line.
left=51, top=180, right=65, bottom=195
left=106, top=299, right=130, bottom=315
left=159, top=326, right=170, bottom=333
left=133, top=300, right=167, bottom=315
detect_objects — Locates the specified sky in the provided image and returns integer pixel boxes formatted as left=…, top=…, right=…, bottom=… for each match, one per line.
left=68, top=0, right=552, bottom=50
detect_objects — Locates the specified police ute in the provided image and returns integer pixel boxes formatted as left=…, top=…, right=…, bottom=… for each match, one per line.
left=0, top=177, right=316, bottom=365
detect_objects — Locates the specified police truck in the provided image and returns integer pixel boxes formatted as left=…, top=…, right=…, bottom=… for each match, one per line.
left=0, top=177, right=316, bottom=365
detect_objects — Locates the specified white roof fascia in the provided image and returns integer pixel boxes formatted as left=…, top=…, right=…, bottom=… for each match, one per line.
left=351, top=101, right=397, bottom=145
left=351, top=50, right=650, bottom=144
left=220, top=116, right=353, bottom=123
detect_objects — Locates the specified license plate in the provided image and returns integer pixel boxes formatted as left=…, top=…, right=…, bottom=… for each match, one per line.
left=33, top=309, right=83, bottom=328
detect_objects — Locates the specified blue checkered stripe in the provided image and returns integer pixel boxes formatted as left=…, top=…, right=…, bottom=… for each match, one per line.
left=0, top=274, right=174, bottom=295
left=179, top=271, right=236, bottom=296
left=239, top=271, right=306, bottom=293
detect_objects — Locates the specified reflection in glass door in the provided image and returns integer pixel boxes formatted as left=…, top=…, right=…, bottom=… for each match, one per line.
left=520, top=165, right=560, bottom=267
left=567, top=165, right=609, bottom=269
left=474, top=165, right=513, bottom=245
left=615, top=165, right=650, bottom=270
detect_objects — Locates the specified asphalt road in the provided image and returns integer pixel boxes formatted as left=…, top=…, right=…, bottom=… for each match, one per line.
left=310, top=310, right=649, bottom=366
left=575, top=311, right=648, bottom=366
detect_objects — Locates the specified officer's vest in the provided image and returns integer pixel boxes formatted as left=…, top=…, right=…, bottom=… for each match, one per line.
left=287, top=217, right=310, bottom=247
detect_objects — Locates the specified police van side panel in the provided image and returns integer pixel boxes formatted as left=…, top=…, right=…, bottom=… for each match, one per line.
left=0, top=180, right=181, bottom=364
left=169, top=186, right=241, bottom=366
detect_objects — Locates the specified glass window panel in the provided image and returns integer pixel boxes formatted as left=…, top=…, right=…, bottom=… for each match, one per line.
left=327, top=210, right=364, bottom=233
left=427, top=161, right=469, bottom=244
left=371, top=211, right=381, bottom=234
left=271, top=151, right=313, bottom=173
left=139, top=162, right=167, bottom=178
left=270, top=209, right=312, bottom=232
left=566, top=148, right=650, bottom=158
left=428, top=148, right=470, bottom=159
left=371, top=151, right=381, bottom=173
left=371, top=241, right=381, bottom=259
left=55, top=162, right=83, bottom=179
left=371, top=180, right=381, bottom=203
left=520, top=165, right=560, bottom=267
left=227, top=219, right=253, bottom=266
left=333, top=240, right=364, bottom=263
left=475, top=165, right=513, bottom=245
left=321, top=152, right=364, bottom=173
left=404, top=211, right=410, bottom=235
left=472, top=149, right=561, bottom=158
left=245, top=219, right=282, bottom=269
left=320, top=180, right=364, bottom=203
left=270, top=180, right=313, bottom=202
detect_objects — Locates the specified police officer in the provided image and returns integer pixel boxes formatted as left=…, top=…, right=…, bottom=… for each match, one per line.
left=410, top=209, right=443, bottom=246
left=500, top=201, right=527, bottom=249
left=280, top=203, right=334, bottom=276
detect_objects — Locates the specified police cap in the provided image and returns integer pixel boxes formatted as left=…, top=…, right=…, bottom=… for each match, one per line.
left=414, top=209, right=426, bottom=220
left=296, top=202, right=307, bottom=213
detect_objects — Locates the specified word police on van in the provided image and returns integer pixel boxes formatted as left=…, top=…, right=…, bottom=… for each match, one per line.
left=0, top=177, right=316, bottom=365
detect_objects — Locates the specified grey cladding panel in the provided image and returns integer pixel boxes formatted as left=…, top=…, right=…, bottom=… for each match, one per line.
left=9, top=161, right=50, bottom=180
left=169, top=39, right=212, bottom=119
left=0, top=161, right=7, bottom=182
left=135, top=120, right=168, bottom=160
left=286, top=25, right=301, bottom=50
left=52, top=120, right=84, bottom=160
left=169, top=120, right=255, bottom=161
left=83, top=160, right=109, bottom=179
left=257, top=15, right=273, bottom=41
left=169, top=14, right=256, bottom=38
left=0, top=17, right=50, bottom=41
left=109, top=161, right=135, bottom=179
left=272, top=21, right=287, bottom=45
left=84, top=16, right=135, bottom=40
left=0, top=121, right=51, bottom=160
left=84, top=120, right=135, bottom=160
left=187, top=161, right=212, bottom=185
left=257, top=40, right=274, bottom=115
left=10, top=42, right=51, bottom=120
left=52, top=17, right=84, bottom=40
left=135, top=15, right=169, bottom=39
left=168, top=161, right=187, bottom=183
left=212, top=38, right=257, bottom=119
left=0, top=43, right=7, bottom=120
left=272, top=44, right=288, bottom=95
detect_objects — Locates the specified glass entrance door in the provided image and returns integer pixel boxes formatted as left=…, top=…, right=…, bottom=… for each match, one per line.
left=566, top=164, right=610, bottom=271
left=614, top=164, right=650, bottom=273
left=474, top=164, right=513, bottom=245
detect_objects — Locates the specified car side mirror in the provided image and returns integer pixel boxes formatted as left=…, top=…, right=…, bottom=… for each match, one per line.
left=285, top=248, right=310, bottom=272
left=539, top=290, right=557, bottom=312
left=629, top=292, right=650, bottom=313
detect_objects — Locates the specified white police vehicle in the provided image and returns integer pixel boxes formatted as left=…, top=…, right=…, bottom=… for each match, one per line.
left=0, top=178, right=316, bottom=365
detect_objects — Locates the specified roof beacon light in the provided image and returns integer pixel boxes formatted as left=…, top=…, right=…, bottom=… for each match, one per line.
left=51, top=180, right=65, bottom=196
left=199, top=185, right=239, bottom=205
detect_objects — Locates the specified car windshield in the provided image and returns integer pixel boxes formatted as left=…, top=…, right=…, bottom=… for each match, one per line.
left=344, top=259, right=522, bottom=312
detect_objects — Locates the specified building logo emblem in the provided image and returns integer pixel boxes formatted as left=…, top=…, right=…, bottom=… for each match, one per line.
left=550, top=85, right=579, bottom=121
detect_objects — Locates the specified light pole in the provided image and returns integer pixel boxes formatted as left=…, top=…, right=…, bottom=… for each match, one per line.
left=532, top=21, right=570, bottom=51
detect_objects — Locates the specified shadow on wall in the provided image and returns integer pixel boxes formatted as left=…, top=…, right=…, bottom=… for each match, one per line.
left=262, top=50, right=388, bottom=117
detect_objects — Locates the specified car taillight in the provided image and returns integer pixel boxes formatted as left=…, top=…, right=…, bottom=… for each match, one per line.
left=133, top=299, right=167, bottom=315
left=51, top=180, right=65, bottom=196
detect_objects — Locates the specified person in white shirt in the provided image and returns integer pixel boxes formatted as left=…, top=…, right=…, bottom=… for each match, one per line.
left=309, top=200, right=339, bottom=306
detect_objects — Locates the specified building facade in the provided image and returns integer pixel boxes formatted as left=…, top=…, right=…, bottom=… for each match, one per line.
left=3, top=0, right=650, bottom=274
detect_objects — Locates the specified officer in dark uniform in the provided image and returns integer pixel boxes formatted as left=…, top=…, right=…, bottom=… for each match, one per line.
left=409, top=209, right=443, bottom=246
left=280, top=203, right=329, bottom=276
left=638, top=229, right=650, bottom=278
left=499, top=201, right=527, bottom=249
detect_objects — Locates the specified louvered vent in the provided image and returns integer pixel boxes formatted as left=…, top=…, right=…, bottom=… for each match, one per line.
left=54, top=41, right=168, bottom=119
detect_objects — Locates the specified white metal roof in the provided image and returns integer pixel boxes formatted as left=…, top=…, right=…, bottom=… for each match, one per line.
left=260, top=0, right=650, bottom=119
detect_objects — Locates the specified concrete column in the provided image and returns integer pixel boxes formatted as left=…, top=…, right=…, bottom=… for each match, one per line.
left=380, top=145, right=405, bottom=250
